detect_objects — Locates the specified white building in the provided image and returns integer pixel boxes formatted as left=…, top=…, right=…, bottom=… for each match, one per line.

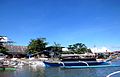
left=62, top=48, right=69, bottom=51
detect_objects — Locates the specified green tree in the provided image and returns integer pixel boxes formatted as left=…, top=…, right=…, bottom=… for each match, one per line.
left=87, top=49, right=92, bottom=53
left=52, top=42, right=62, bottom=51
left=0, top=45, right=8, bottom=54
left=67, top=43, right=92, bottom=54
left=50, top=42, right=62, bottom=58
left=68, top=45, right=75, bottom=51
left=27, top=37, right=48, bottom=54
left=0, top=41, right=8, bottom=54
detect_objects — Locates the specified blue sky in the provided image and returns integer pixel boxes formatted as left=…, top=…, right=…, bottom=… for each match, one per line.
left=0, top=0, right=120, bottom=50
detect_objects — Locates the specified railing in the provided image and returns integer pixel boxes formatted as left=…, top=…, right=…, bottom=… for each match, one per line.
left=106, top=71, right=120, bottom=77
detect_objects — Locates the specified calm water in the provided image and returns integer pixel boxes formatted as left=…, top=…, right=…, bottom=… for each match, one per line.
left=0, top=60, right=120, bottom=77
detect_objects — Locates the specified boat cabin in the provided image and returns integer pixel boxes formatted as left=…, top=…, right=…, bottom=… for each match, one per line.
left=60, top=55, right=96, bottom=61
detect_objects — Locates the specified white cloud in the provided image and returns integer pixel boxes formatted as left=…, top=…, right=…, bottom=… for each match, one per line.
left=91, top=47, right=112, bottom=53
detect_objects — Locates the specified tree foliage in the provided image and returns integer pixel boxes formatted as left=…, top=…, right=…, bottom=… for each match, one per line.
left=52, top=42, right=62, bottom=52
left=47, top=42, right=62, bottom=58
left=26, top=37, right=92, bottom=57
left=0, top=42, right=9, bottom=54
left=27, top=37, right=47, bottom=54
left=51, top=42, right=62, bottom=57
left=67, top=43, right=92, bottom=54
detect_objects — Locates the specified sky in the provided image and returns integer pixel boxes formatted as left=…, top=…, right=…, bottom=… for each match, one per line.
left=0, top=0, right=120, bottom=51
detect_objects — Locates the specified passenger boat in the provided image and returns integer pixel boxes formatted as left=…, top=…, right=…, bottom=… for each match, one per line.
left=43, top=55, right=110, bottom=67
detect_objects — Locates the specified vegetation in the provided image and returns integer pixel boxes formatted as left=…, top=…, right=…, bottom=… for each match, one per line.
left=0, top=36, right=93, bottom=58
left=26, top=37, right=47, bottom=54
left=66, top=43, right=92, bottom=54
left=26, top=37, right=92, bottom=57
left=49, top=42, right=62, bottom=58
left=0, top=45, right=9, bottom=54
left=0, top=42, right=8, bottom=54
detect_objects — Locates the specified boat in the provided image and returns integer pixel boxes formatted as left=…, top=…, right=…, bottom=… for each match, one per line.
left=43, top=55, right=110, bottom=67
left=0, top=66, right=16, bottom=71
left=0, top=60, right=16, bottom=71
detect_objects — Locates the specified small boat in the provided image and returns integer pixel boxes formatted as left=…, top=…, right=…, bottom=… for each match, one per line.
left=0, top=66, right=16, bottom=71
left=0, top=60, right=16, bottom=71
left=43, top=55, right=110, bottom=67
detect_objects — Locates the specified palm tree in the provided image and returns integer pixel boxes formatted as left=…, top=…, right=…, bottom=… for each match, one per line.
left=67, top=43, right=90, bottom=54
left=68, top=45, right=74, bottom=51
left=75, top=43, right=87, bottom=49
left=52, top=42, right=62, bottom=57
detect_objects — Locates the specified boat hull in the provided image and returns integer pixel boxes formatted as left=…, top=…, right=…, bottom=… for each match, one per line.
left=43, top=61, right=109, bottom=67
left=0, top=66, right=16, bottom=71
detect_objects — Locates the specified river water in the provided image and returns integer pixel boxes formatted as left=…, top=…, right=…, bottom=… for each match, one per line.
left=0, top=60, right=120, bottom=77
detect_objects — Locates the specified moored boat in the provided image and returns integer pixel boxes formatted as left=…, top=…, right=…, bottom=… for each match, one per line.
left=0, top=66, right=16, bottom=71
left=43, top=55, right=110, bottom=67
left=43, top=60, right=109, bottom=67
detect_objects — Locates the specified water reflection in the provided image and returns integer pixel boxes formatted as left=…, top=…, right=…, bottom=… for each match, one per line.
left=45, top=67, right=99, bottom=77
